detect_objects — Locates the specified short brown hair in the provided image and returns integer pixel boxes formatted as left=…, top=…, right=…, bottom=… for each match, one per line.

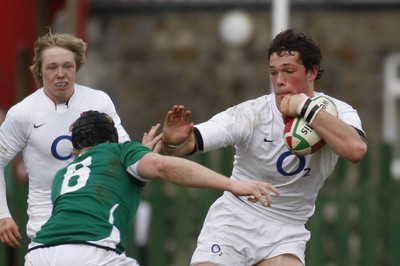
left=268, top=29, right=324, bottom=80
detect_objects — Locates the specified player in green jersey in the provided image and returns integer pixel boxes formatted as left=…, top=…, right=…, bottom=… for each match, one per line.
left=24, top=110, right=279, bottom=266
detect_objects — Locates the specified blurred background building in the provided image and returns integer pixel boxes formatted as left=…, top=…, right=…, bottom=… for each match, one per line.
left=1, top=0, right=400, bottom=265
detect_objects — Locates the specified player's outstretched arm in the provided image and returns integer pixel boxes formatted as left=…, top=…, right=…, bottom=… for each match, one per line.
left=137, top=153, right=280, bottom=207
left=0, top=217, right=22, bottom=248
left=162, top=105, right=196, bottom=156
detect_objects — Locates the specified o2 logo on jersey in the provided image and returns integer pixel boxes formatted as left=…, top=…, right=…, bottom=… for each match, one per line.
left=51, top=135, right=73, bottom=160
left=277, top=151, right=310, bottom=177
left=211, top=244, right=223, bottom=256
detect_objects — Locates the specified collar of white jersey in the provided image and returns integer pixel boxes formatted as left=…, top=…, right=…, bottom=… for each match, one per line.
left=40, top=83, right=82, bottom=110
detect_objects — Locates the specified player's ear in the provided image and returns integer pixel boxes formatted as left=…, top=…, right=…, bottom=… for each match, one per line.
left=308, top=66, right=319, bottom=80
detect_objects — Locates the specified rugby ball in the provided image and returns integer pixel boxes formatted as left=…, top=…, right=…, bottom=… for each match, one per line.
left=284, top=96, right=338, bottom=155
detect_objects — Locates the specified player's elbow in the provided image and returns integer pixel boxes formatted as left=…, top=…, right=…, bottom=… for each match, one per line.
left=152, top=155, right=178, bottom=180
left=345, top=141, right=367, bottom=164
left=138, top=153, right=174, bottom=181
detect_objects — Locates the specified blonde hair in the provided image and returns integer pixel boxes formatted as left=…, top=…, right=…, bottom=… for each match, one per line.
left=29, top=30, right=87, bottom=87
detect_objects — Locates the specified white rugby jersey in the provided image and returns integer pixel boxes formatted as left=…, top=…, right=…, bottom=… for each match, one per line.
left=0, top=84, right=130, bottom=238
left=195, top=92, right=364, bottom=224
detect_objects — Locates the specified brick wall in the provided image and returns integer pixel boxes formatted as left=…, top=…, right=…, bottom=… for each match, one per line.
left=79, top=8, right=400, bottom=149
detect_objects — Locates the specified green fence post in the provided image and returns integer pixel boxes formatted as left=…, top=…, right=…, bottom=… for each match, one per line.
left=306, top=194, right=326, bottom=266
left=334, top=158, right=350, bottom=266
left=359, top=150, right=380, bottom=266
left=380, top=142, right=394, bottom=266
left=171, top=186, right=191, bottom=265
left=148, top=181, right=167, bottom=266
left=382, top=142, right=400, bottom=266
left=388, top=181, right=400, bottom=266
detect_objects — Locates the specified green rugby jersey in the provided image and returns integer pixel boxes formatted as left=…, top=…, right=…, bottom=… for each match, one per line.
left=31, top=141, right=151, bottom=253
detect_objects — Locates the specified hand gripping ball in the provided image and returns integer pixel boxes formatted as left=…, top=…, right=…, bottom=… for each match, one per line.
left=284, top=96, right=338, bottom=155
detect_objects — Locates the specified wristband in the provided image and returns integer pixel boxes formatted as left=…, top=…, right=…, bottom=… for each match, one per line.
left=299, top=98, right=312, bottom=117
left=163, top=143, right=180, bottom=151
left=305, top=104, right=322, bottom=124
left=298, top=98, right=321, bottom=124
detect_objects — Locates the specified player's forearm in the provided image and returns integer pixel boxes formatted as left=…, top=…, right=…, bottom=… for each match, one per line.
left=0, top=172, right=11, bottom=219
left=0, top=152, right=13, bottom=219
left=311, top=111, right=367, bottom=163
left=158, top=156, right=231, bottom=191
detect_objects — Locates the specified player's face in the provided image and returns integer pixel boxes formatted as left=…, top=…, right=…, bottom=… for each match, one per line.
left=269, top=51, right=317, bottom=109
left=41, top=46, right=77, bottom=105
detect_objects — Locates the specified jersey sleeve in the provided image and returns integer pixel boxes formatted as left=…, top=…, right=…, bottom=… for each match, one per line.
left=334, top=98, right=367, bottom=138
left=0, top=107, right=30, bottom=218
left=122, top=142, right=152, bottom=182
left=101, top=92, right=130, bottom=143
left=195, top=103, right=256, bottom=152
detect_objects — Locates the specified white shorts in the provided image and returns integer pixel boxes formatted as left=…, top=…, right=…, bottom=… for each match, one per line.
left=190, top=194, right=310, bottom=266
left=24, top=244, right=140, bottom=266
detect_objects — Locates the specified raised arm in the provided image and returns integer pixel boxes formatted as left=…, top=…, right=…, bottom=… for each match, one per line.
left=162, top=105, right=197, bottom=156
left=137, top=152, right=280, bottom=207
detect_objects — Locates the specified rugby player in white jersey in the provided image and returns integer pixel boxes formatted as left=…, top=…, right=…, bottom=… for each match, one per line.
left=0, top=32, right=139, bottom=249
left=24, top=110, right=278, bottom=266
left=162, top=29, right=368, bottom=266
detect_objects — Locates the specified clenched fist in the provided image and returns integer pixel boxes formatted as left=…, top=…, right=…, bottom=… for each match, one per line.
left=280, top=93, right=308, bottom=117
